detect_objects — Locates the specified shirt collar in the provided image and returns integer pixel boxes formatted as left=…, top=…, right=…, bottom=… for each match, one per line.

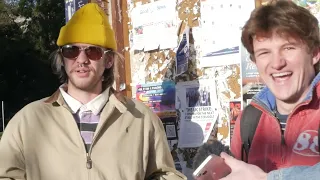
left=59, top=85, right=110, bottom=115
left=85, top=88, right=109, bottom=115
left=59, top=86, right=82, bottom=114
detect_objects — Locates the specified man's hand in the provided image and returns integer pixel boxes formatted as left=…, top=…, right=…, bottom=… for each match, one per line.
left=219, top=152, right=267, bottom=180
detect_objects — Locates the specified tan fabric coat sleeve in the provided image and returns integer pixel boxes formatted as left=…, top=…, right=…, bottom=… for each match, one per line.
left=0, top=112, right=26, bottom=180
left=145, top=110, right=187, bottom=180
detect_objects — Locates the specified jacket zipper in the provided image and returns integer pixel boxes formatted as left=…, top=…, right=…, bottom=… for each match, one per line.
left=85, top=106, right=116, bottom=173
left=252, top=99, right=310, bottom=130
left=283, top=101, right=310, bottom=143
left=252, top=99, right=311, bottom=164
left=251, top=101, right=288, bottom=165
left=279, top=101, right=309, bottom=164
left=61, top=96, right=119, bottom=179
left=86, top=153, right=92, bottom=180
left=62, top=107, right=92, bottom=171
left=86, top=153, right=92, bottom=169
left=251, top=100, right=283, bottom=140
left=64, top=109, right=92, bottom=179
left=252, top=100, right=310, bottom=136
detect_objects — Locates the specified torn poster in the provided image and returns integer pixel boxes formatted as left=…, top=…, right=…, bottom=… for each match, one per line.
left=176, top=80, right=219, bottom=148
left=136, top=81, right=176, bottom=117
left=64, top=0, right=88, bottom=23
left=240, top=45, right=265, bottom=108
left=131, top=0, right=178, bottom=51
left=161, top=116, right=178, bottom=140
left=176, top=26, right=190, bottom=76
left=199, top=0, right=255, bottom=67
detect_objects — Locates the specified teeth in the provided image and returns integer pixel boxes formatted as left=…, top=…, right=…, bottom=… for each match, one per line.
left=272, top=72, right=292, bottom=77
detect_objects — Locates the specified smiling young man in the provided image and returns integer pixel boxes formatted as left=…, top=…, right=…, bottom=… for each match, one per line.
left=0, top=3, right=186, bottom=180
left=231, top=0, right=320, bottom=173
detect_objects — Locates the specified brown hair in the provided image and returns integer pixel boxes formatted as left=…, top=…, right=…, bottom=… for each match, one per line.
left=50, top=49, right=123, bottom=90
left=242, top=0, right=320, bottom=61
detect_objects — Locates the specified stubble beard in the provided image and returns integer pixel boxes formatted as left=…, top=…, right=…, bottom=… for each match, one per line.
left=68, top=74, right=102, bottom=92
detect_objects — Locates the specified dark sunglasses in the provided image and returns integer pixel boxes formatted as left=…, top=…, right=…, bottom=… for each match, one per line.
left=59, top=45, right=111, bottom=60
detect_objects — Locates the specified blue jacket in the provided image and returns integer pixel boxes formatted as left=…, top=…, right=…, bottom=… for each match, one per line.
left=268, top=162, right=320, bottom=180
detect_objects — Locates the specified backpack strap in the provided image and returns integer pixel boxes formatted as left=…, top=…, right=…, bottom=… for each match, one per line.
left=240, top=104, right=262, bottom=162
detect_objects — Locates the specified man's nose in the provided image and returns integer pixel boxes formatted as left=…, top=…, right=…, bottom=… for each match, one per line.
left=76, top=50, right=89, bottom=64
left=271, top=52, right=286, bottom=70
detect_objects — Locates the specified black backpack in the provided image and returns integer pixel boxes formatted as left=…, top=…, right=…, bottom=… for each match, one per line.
left=240, top=104, right=320, bottom=162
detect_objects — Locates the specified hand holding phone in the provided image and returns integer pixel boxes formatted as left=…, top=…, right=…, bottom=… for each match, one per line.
left=193, top=154, right=231, bottom=180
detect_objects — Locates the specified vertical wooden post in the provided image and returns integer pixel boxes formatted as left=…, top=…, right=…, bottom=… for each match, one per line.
left=111, top=0, right=132, bottom=97
left=255, top=0, right=262, bottom=7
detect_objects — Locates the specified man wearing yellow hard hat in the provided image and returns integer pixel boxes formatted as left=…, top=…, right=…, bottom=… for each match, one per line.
left=0, top=3, right=186, bottom=180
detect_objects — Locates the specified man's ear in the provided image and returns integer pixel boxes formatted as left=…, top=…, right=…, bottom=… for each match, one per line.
left=60, top=58, right=65, bottom=67
left=312, top=47, right=320, bottom=65
left=105, top=56, right=115, bottom=69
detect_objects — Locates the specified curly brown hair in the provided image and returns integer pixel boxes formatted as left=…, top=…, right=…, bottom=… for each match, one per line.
left=242, top=0, right=320, bottom=62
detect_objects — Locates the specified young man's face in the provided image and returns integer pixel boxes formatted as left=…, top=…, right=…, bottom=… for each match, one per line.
left=63, top=43, right=114, bottom=92
left=253, top=32, right=320, bottom=104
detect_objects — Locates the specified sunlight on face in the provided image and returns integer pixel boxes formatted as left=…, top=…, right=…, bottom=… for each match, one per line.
left=253, top=32, right=319, bottom=104
left=63, top=43, right=110, bottom=92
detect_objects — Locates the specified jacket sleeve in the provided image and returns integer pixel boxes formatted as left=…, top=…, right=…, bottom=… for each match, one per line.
left=145, top=111, right=187, bottom=180
left=230, top=111, right=243, bottom=160
left=267, top=163, right=320, bottom=180
left=0, top=113, right=26, bottom=180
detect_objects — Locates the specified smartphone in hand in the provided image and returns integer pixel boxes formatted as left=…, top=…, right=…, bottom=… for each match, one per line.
left=193, top=154, right=232, bottom=180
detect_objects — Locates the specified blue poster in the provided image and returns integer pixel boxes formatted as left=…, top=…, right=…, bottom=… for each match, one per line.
left=136, top=81, right=176, bottom=117
left=176, top=27, right=190, bottom=76
left=64, top=0, right=88, bottom=23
